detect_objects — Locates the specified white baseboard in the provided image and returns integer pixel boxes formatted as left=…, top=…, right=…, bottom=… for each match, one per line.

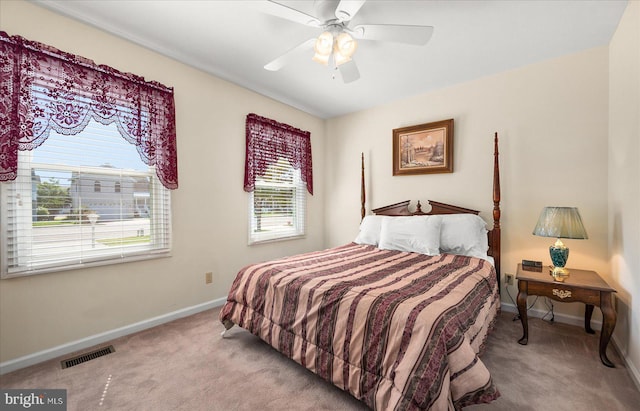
left=611, top=334, right=640, bottom=392
left=501, top=301, right=640, bottom=390
left=0, top=297, right=227, bottom=375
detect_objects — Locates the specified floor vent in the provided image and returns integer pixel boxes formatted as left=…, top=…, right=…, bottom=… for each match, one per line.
left=61, top=345, right=115, bottom=369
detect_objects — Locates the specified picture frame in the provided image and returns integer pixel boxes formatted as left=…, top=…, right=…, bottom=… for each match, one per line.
left=392, top=119, right=454, bottom=175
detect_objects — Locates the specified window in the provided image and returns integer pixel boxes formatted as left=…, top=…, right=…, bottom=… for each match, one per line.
left=0, top=31, right=177, bottom=278
left=249, top=158, right=305, bottom=243
left=244, top=113, right=312, bottom=244
left=1, top=121, right=172, bottom=277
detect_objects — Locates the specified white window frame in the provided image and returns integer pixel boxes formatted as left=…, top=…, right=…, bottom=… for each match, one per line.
left=0, top=149, right=172, bottom=279
left=248, top=161, right=306, bottom=244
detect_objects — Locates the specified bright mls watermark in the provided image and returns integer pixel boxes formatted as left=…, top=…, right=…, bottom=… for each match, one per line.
left=1, top=390, right=66, bottom=410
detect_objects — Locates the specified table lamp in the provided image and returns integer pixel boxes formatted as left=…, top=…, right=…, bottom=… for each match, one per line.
left=532, top=207, right=588, bottom=281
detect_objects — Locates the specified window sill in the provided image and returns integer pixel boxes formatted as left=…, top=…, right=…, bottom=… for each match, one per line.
left=248, top=234, right=306, bottom=246
left=1, top=251, right=172, bottom=279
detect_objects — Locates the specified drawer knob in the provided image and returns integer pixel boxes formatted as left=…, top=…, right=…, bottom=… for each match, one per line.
left=553, top=288, right=572, bottom=299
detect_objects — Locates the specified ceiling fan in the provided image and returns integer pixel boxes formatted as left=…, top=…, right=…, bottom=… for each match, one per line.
left=260, top=0, right=434, bottom=83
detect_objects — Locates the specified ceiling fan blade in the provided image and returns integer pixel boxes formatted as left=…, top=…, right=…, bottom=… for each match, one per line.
left=335, top=0, right=366, bottom=22
left=264, top=38, right=316, bottom=71
left=351, top=24, right=434, bottom=45
left=338, top=60, right=360, bottom=83
left=257, top=0, right=322, bottom=27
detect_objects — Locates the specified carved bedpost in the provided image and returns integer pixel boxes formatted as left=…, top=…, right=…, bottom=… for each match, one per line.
left=492, top=133, right=502, bottom=287
left=361, top=152, right=366, bottom=220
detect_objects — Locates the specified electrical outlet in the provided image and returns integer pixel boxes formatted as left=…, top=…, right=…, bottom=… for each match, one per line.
left=505, top=274, right=513, bottom=285
left=205, top=272, right=213, bottom=284
left=505, top=273, right=514, bottom=285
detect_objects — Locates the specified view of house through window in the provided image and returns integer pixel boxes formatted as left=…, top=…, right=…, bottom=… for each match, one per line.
left=1, top=120, right=171, bottom=277
left=249, top=158, right=305, bottom=244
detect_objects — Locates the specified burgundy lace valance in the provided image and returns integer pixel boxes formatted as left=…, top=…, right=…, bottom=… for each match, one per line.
left=0, top=31, right=178, bottom=189
left=244, top=113, right=313, bottom=195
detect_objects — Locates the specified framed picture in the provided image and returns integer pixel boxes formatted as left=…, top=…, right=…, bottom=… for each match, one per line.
left=392, top=118, right=454, bottom=175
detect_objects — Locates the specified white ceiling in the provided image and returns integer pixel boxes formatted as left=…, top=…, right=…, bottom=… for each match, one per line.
left=33, top=0, right=628, bottom=119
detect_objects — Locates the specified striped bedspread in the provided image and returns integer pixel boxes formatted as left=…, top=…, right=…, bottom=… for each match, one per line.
left=219, top=243, right=500, bottom=410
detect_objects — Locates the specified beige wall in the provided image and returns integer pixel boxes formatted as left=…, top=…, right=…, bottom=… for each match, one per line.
left=0, top=1, right=325, bottom=363
left=1, top=0, right=638, bottom=383
left=609, top=0, right=640, bottom=384
left=325, top=47, right=610, bottom=320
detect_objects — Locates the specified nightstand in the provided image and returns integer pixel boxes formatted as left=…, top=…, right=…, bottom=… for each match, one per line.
left=515, top=263, right=617, bottom=367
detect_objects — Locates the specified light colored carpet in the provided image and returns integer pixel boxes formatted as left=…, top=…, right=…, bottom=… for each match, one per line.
left=1, top=307, right=639, bottom=410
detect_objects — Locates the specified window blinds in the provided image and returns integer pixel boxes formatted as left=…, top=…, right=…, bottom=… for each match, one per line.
left=1, top=119, right=171, bottom=277
left=249, top=158, right=305, bottom=244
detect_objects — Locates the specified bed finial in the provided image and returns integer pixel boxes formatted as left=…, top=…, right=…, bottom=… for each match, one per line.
left=361, top=152, right=366, bottom=220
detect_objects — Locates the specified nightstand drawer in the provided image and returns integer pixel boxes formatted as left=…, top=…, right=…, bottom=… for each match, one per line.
left=525, top=282, right=601, bottom=304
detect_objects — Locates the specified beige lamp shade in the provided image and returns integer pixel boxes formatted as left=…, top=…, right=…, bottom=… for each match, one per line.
left=532, top=207, right=588, bottom=239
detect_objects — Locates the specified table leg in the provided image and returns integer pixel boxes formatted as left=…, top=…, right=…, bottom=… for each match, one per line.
left=517, top=281, right=529, bottom=345
left=599, top=292, right=616, bottom=367
left=585, top=304, right=595, bottom=334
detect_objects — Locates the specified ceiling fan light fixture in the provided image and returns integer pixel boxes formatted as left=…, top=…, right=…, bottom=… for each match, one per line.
left=336, top=32, right=357, bottom=57
left=333, top=32, right=357, bottom=66
left=312, top=31, right=333, bottom=65
left=314, top=31, right=333, bottom=54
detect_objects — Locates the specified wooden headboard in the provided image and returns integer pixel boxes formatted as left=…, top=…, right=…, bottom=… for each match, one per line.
left=361, top=133, right=502, bottom=288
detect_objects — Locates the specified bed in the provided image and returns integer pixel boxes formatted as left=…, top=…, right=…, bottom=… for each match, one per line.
left=219, top=134, right=502, bottom=410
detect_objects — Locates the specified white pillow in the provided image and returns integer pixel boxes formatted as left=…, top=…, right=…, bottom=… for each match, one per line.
left=378, top=216, right=441, bottom=256
left=354, top=215, right=384, bottom=245
left=438, top=214, right=489, bottom=258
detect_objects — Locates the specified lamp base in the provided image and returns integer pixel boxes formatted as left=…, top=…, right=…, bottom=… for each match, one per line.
left=550, top=266, right=570, bottom=282
left=549, top=240, right=570, bottom=282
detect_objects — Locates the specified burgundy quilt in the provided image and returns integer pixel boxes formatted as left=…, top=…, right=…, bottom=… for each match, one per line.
left=219, top=243, right=500, bottom=410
